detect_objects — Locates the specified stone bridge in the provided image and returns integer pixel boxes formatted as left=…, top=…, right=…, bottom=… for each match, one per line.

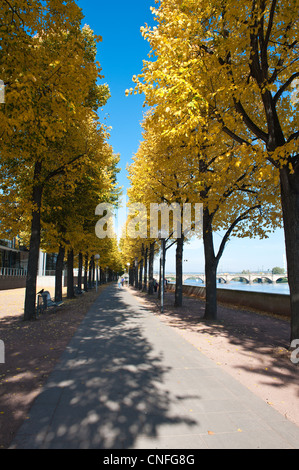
left=165, top=272, right=287, bottom=285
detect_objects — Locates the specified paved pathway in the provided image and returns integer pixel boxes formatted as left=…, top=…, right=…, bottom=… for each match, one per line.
left=11, top=284, right=299, bottom=449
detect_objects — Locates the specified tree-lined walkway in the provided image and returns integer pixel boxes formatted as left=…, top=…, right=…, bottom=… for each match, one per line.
left=11, top=284, right=299, bottom=449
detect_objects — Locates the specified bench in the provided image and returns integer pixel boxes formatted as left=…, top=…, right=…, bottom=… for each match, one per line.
left=36, top=290, right=63, bottom=316
left=74, top=286, right=84, bottom=295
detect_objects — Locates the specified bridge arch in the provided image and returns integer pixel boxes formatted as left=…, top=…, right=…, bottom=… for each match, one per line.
left=251, top=277, right=272, bottom=284
left=185, top=276, right=205, bottom=284
left=260, top=276, right=273, bottom=283
left=168, top=272, right=288, bottom=286
left=217, top=276, right=228, bottom=284
left=230, top=276, right=250, bottom=284
left=275, top=277, right=288, bottom=284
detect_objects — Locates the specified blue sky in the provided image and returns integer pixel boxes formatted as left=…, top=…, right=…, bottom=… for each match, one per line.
left=77, top=0, right=287, bottom=273
left=77, top=0, right=154, bottom=190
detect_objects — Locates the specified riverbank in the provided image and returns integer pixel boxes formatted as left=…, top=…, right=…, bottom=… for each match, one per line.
left=167, top=284, right=291, bottom=319
left=129, top=287, right=299, bottom=428
left=183, top=280, right=290, bottom=295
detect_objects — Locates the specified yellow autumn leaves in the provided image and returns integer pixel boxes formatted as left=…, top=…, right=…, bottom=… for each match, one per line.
left=121, top=0, right=299, bottom=321
left=0, top=0, right=122, bottom=319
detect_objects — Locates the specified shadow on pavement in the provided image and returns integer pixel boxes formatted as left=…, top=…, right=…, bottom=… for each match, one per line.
left=136, top=290, right=299, bottom=403
left=14, top=286, right=198, bottom=449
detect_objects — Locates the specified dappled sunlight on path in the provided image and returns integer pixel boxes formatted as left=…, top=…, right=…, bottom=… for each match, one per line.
left=130, top=287, right=299, bottom=428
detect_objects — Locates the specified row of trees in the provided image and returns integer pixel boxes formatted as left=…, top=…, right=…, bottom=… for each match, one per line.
left=0, top=0, right=122, bottom=320
left=123, top=0, right=299, bottom=344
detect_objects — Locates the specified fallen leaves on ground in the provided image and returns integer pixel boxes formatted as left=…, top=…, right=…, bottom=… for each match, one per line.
left=0, top=286, right=106, bottom=449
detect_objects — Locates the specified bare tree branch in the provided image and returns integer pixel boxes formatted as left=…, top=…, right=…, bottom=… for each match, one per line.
left=274, top=72, right=299, bottom=105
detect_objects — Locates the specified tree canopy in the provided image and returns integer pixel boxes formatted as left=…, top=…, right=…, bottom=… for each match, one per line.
left=0, top=0, right=121, bottom=319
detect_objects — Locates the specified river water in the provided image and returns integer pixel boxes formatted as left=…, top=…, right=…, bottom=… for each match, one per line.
left=183, top=279, right=290, bottom=295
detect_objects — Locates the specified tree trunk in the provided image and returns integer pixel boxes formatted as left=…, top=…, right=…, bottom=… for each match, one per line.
left=203, top=209, right=218, bottom=320
left=134, top=258, right=138, bottom=288
left=158, top=240, right=166, bottom=300
left=88, top=256, right=93, bottom=287
left=280, top=166, right=299, bottom=342
left=77, top=252, right=83, bottom=293
left=204, top=255, right=218, bottom=320
left=84, top=254, right=88, bottom=291
left=67, top=249, right=75, bottom=299
left=129, top=267, right=134, bottom=286
left=24, top=172, right=43, bottom=321
left=139, top=257, right=143, bottom=290
left=55, top=245, right=65, bottom=302
left=158, top=254, right=162, bottom=299
left=143, top=247, right=148, bottom=291
left=148, top=242, right=155, bottom=294
left=175, top=236, right=184, bottom=307
left=91, top=257, right=95, bottom=285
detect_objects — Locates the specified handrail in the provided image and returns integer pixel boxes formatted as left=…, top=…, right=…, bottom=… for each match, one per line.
left=0, top=267, right=28, bottom=277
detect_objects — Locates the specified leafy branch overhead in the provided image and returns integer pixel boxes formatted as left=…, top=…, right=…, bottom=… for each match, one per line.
left=0, top=0, right=121, bottom=320
left=124, top=0, right=298, bottom=339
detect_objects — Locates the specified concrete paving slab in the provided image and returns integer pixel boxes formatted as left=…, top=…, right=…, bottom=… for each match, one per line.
left=10, top=284, right=299, bottom=449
